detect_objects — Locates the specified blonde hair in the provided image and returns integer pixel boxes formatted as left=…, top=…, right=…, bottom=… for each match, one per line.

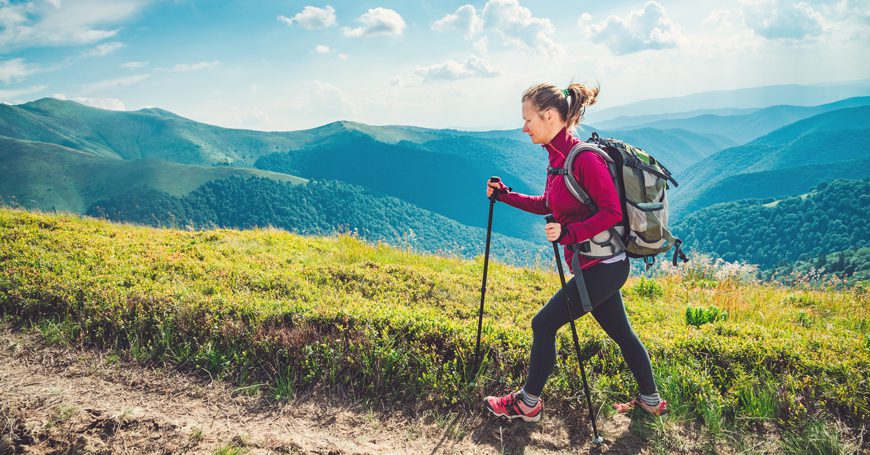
left=521, top=82, right=599, bottom=131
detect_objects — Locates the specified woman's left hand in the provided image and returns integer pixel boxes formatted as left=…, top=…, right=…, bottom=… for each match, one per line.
left=545, top=222, right=561, bottom=242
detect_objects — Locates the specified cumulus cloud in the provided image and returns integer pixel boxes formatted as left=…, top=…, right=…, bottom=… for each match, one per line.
left=740, top=0, right=824, bottom=40
left=277, top=5, right=336, bottom=30
left=81, top=41, right=124, bottom=57
left=53, top=93, right=126, bottom=110
left=80, top=73, right=149, bottom=93
left=482, top=0, right=560, bottom=54
left=314, top=44, right=331, bottom=54
left=305, top=80, right=355, bottom=117
left=0, top=0, right=147, bottom=51
left=172, top=60, right=220, bottom=72
left=432, top=5, right=483, bottom=39
left=120, top=61, right=148, bottom=69
left=0, top=58, right=37, bottom=83
left=341, top=7, right=405, bottom=37
left=582, top=1, right=682, bottom=54
left=414, top=55, right=500, bottom=81
left=0, top=84, right=46, bottom=102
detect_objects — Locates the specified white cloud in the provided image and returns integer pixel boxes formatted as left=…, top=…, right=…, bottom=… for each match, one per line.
left=81, top=73, right=149, bottom=93
left=341, top=7, right=405, bottom=37
left=120, top=61, right=148, bottom=69
left=432, top=5, right=483, bottom=39
left=278, top=5, right=336, bottom=30
left=305, top=80, right=355, bottom=118
left=0, top=58, right=37, bottom=83
left=338, top=53, right=349, bottom=60
left=0, top=84, right=46, bottom=102
left=414, top=56, right=500, bottom=81
left=314, top=44, right=331, bottom=54
left=172, top=60, right=220, bottom=72
left=59, top=95, right=126, bottom=110
left=740, top=0, right=824, bottom=41
left=583, top=1, right=683, bottom=55
left=481, top=0, right=560, bottom=54
left=0, top=0, right=147, bottom=51
left=82, top=41, right=124, bottom=57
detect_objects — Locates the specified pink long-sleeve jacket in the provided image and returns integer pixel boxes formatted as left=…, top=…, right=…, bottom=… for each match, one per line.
left=496, top=127, right=623, bottom=273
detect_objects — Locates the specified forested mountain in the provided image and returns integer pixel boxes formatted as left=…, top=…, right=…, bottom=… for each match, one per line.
left=671, top=106, right=870, bottom=217
left=675, top=179, right=869, bottom=269
left=0, top=135, right=303, bottom=213
left=86, top=176, right=547, bottom=266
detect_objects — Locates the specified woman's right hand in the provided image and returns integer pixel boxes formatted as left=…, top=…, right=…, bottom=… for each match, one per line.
left=486, top=180, right=500, bottom=198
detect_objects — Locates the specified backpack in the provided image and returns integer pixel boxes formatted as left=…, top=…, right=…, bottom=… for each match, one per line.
left=548, top=132, right=688, bottom=269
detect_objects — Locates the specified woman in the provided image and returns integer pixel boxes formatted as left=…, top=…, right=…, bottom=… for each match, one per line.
left=483, top=82, right=667, bottom=422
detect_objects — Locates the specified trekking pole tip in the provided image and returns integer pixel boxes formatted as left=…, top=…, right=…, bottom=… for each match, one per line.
left=592, top=435, right=605, bottom=446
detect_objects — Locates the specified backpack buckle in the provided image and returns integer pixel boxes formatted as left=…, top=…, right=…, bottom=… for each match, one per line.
left=547, top=166, right=568, bottom=175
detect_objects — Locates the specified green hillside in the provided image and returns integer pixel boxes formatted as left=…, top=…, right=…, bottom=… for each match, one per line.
left=0, top=135, right=304, bottom=213
left=1, top=208, right=867, bottom=452
left=84, top=176, right=546, bottom=266
left=671, top=106, right=870, bottom=217
left=675, top=179, right=869, bottom=269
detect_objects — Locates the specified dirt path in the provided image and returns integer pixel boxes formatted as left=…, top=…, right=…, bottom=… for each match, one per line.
left=0, top=328, right=652, bottom=454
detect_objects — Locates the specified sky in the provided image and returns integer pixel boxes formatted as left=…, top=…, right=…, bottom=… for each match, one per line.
left=1, top=0, right=868, bottom=131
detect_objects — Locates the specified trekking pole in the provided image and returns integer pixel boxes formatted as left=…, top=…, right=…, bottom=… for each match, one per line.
left=472, top=177, right=503, bottom=378
left=545, top=214, right=604, bottom=446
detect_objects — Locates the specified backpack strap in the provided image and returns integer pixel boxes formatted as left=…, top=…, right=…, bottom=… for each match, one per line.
left=549, top=143, right=626, bottom=259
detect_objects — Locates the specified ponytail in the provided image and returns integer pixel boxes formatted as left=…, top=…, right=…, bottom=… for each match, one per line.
left=522, top=81, right=599, bottom=132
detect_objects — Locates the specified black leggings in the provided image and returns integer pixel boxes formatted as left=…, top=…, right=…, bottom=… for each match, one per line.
left=523, top=258, right=657, bottom=397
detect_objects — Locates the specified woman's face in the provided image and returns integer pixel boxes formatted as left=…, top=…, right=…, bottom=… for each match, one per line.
left=522, top=99, right=560, bottom=145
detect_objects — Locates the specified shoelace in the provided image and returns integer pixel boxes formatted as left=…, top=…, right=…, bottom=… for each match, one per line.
left=497, top=393, right=517, bottom=408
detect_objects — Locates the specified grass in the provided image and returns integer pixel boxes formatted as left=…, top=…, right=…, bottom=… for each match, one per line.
left=0, top=207, right=867, bottom=452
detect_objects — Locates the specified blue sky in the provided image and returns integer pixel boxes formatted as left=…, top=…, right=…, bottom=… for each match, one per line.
left=1, top=0, right=868, bottom=130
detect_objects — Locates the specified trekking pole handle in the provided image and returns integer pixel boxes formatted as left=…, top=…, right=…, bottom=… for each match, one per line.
left=545, top=214, right=556, bottom=224
left=488, top=176, right=512, bottom=202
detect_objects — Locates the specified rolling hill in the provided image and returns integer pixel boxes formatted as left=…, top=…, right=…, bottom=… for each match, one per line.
left=0, top=135, right=304, bottom=213
left=674, top=179, right=869, bottom=269
left=670, top=105, right=870, bottom=217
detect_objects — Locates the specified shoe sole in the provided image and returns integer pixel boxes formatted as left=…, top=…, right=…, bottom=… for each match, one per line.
left=484, top=405, right=542, bottom=422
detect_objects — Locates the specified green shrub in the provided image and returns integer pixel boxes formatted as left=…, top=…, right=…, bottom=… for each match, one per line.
left=632, top=278, right=664, bottom=299
left=685, top=305, right=728, bottom=327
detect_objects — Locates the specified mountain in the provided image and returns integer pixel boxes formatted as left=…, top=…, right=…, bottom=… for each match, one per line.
left=85, top=176, right=546, bottom=266
left=0, top=135, right=304, bottom=213
left=590, top=80, right=870, bottom=123
left=600, top=97, right=870, bottom=145
left=675, top=179, right=869, bottom=269
left=595, top=127, right=735, bottom=174
left=670, top=105, right=870, bottom=217
left=591, top=107, right=763, bottom=130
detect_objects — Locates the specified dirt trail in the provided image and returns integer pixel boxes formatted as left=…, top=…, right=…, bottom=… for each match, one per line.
left=0, top=328, right=651, bottom=454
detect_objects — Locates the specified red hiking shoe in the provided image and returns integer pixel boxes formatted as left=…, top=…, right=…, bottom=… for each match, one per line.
left=484, top=392, right=543, bottom=422
left=614, top=397, right=668, bottom=416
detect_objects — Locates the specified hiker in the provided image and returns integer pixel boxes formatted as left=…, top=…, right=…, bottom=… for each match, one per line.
left=483, top=82, right=667, bottom=422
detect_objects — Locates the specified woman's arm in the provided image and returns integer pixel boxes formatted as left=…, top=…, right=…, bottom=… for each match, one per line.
left=558, top=152, right=622, bottom=245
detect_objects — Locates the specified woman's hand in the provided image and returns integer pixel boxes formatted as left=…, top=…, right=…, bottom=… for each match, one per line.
left=486, top=180, right=500, bottom=198
left=545, top=222, right=561, bottom=242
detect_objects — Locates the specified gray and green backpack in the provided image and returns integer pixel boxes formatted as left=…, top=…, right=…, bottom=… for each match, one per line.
left=548, top=131, right=689, bottom=268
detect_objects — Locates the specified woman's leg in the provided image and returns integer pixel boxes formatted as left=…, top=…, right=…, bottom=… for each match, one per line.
left=523, top=259, right=630, bottom=396
left=590, top=290, right=657, bottom=395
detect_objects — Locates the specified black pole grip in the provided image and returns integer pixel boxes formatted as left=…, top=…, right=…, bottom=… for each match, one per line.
left=545, top=214, right=556, bottom=223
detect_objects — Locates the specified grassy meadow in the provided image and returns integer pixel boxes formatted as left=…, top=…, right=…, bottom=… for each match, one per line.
left=0, top=207, right=867, bottom=452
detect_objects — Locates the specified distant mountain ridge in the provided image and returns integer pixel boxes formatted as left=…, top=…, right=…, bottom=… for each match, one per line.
left=599, top=97, right=870, bottom=144
left=590, top=80, right=870, bottom=122
left=671, top=105, right=870, bottom=217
